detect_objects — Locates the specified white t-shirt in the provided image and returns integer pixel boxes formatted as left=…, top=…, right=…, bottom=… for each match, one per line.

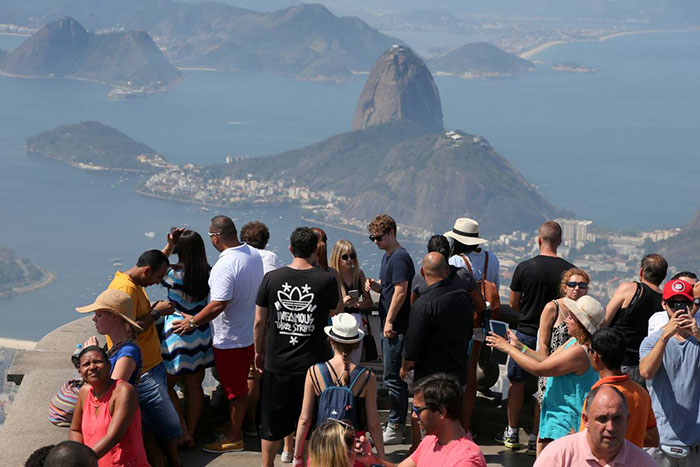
left=257, top=248, right=281, bottom=275
left=449, top=250, right=500, bottom=288
left=209, top=243, right=264, bottom=349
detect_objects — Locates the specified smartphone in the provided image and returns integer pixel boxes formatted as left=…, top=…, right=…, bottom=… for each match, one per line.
left=348, top=290, right=360, bottom=300
left=489, top=320, right=510, bottom=365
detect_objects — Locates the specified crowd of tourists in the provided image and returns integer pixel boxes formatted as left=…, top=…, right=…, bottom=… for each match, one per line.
left=28, top=214, right=700, bottom=467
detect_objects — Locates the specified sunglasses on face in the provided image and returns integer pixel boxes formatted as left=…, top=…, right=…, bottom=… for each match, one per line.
left=669, top=300, right=692, bottom=311
left=341, top=253, right=357, bottom=261
left=566, top=281, right=588, bottom=289
left=412, top=405, right=434, bottom=417
left=369, top=234, right=384, bottom=242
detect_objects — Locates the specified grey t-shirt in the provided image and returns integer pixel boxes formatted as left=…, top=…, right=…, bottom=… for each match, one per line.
left=640, top=317, right=700, bottom=447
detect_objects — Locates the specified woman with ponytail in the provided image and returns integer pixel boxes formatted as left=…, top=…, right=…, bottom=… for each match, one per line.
left=294, top=314, right=384, bottom=465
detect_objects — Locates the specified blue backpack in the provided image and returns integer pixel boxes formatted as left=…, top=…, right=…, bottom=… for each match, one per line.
left=312, top=362, right=370, bottom=428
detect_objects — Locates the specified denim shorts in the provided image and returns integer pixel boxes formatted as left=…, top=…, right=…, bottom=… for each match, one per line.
left=507, top=330, right=538, bottom=383
left=137, top=362, right=182, bottom=440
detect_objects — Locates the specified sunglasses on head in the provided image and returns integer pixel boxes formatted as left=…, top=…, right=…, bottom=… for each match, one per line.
left=566, top=281, right=588, bottom=289
left=369, top=233, right=384, bottom=242
left=341, top=253, right=357, bottom=261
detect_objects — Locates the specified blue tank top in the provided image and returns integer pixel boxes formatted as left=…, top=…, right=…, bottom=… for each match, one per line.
left=539, top=338, right=599, bottom=440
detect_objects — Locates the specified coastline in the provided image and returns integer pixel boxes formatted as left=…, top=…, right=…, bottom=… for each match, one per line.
left=12, top=267, right=56, bottom=295
left=519, top=27, right=700, bottom=59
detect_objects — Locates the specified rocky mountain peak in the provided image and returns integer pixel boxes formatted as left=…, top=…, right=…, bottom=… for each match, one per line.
left=352, top=45, right=443, bottom=132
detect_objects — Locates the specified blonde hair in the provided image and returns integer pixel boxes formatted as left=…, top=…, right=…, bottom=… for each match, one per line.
left=329, top=240, right=360, bottom=296
left=308, top=420, right=354, bottom=467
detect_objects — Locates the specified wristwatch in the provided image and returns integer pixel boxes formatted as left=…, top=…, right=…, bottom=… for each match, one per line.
left=150, top=309, right=161, bottom=321
left=694, top=297, right=700, bottom=308
left=188, top=317, right=198, bottom=329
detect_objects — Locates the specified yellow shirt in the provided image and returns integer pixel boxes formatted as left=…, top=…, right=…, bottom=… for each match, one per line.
left=107, top=271, right=162, bottom=373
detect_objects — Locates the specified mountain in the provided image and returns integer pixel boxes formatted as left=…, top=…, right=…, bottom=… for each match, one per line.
left=27, top=121, right=169, bottom=172
left=657, top=208, right=700, bottom=271
left=0, top=17, right=181, bottom=91
left=428, top=42, right=533, bottom=78
left=0, top=2, right=401, bottom=81
left=352, top=45, right=443, bottom=132
left=210, top=118, right=561, bottom=235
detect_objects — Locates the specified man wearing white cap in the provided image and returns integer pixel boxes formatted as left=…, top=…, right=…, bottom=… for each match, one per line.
left=640, top=279, right=700, bottom=466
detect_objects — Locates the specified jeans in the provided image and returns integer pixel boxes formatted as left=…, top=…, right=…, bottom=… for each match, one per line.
left=137, top=362, right=182, bottom=440
left=382, top=334, right=408, bottom=425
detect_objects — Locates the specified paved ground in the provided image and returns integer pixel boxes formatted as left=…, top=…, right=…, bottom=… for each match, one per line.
left=178, top=428, right=536, bottom=466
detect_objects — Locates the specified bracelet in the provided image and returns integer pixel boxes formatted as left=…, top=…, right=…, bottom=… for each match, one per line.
left=520, top=344, right=529, bottom=354
left=188, top=317, right=198, bottom=329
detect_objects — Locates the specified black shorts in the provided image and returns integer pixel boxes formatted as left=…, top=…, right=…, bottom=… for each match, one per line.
left=259, top=370, right=306, bottom=441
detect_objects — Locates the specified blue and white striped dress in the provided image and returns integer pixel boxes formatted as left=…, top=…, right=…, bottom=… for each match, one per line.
left=160, top=268, right=214, bottom=375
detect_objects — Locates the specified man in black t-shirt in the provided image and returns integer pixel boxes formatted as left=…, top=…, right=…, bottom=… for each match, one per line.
left=499, top=221, right=574, bottom=453
left=402, top=253, right=472, bottom=386
left=365, top=214, right=414, bottom=445
left=254, top=227, right=339, bottom=467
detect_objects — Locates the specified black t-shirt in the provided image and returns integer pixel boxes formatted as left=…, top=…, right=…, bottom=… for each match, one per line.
left=510, top=255, right=575, bottom=337
left=379, top=247, right=415, bottom=334
left=256, top=266, right=339, bottom=374
left=403, top=279, right=472, bottom=385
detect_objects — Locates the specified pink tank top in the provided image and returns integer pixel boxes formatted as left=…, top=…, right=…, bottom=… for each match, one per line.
left=81, top=380, right=149, bottom=467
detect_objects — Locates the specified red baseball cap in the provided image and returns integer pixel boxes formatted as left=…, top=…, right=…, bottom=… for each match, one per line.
left=662, top=279, right=694, bottom=301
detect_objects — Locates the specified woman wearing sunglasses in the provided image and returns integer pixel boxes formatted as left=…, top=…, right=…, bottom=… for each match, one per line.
left=330, top=239, right=373, bottom=363
left=486, top=294, right=604, bottom=456
left=307, top=419, right=358, bottom=467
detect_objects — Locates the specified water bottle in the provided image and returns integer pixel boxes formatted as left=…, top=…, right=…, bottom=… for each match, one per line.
left=482, top=301, right=491, bottom=335
left=71, top=343, right=82, bottom=369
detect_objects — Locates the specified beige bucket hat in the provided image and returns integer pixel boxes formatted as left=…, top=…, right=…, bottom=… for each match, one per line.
left=562, top=295, right=604, bottom=335
left=76, top=289, right=143, bottom=332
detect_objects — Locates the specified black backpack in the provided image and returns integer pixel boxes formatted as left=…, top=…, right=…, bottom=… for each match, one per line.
left=311, top=362, right=369, bottom=428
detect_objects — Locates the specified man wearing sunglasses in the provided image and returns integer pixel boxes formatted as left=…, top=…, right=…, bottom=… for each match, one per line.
left=355, top=373, right=486, bottom=466
left=365, top=214, right=414, bottom=445
left=640, top=279, right=700, bottom=466
left=604, top=254, right=667, bottom=385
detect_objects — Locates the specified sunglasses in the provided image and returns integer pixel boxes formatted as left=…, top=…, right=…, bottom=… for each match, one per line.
left=412, top=405, right=435, bottom=417
left=669, top=300, right=692, bottom=310
left=207, top=232, right=221, bottom=237
left=341, top=253, right=357, bottom=261
left=566, top=281, right=588, bottom=289
left=369, top=234, right=384, bottom=242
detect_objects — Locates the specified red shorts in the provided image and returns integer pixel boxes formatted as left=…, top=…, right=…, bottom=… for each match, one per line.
left=213, top=345, right=254, bottom=400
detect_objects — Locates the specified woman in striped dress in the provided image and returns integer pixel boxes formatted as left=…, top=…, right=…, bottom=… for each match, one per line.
left=161, top=228, right=214, bottom=449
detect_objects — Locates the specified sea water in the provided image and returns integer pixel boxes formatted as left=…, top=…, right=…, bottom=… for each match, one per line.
left=0, top=31, right=699, bottom=339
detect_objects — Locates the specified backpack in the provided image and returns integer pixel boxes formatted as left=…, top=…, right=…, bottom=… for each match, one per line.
left=461, top=253, right=501, bottom=323
left=311, top=362, right=370, bottom=428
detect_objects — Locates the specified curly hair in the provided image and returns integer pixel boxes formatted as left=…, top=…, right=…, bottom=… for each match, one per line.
left=559, top=268, right=591, bottom=297
left=368, top=214, right=396, bottom=236
left=240, top=221, right=270, bottom=250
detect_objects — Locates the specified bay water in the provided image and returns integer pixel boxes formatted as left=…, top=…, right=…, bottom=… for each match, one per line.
left=1, top=31, right=699, bottom=340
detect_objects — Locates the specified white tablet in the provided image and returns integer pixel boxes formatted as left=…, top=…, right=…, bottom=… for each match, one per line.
left=489, top=319, right=509, bottom=338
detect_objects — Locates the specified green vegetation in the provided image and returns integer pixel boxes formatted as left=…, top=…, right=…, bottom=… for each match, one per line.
left=427, top=42, right=533, bottom=77
left=0, top=248, right=46, bottom=296
left=27, top=121, right=164, bottom=171
left=0, top=17, right=181, bottom=91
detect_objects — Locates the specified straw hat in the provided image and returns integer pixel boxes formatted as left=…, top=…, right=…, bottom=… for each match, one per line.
left=76, top=289, right=143, bottom=332
left=324, top=313, right=365, bottom=344
left=562, top=295, right=604, bottom=335
left=444, top=218, right=488, bottom=246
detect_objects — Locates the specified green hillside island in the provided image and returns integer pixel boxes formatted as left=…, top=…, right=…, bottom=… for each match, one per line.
left=0, top=3, right=401, bottom=82
left=0, top=17, right=182, bottom=95
left=27, top=121, right=172, bottom=172
left=0, top=248, right=53, bottom=297
left=427, top=42, right=534, bottom=78
left=138, top=119, right=562, bottom=238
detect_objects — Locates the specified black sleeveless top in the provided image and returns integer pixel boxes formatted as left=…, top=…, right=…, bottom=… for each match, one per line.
left=610, top=282, right=663, bottom=365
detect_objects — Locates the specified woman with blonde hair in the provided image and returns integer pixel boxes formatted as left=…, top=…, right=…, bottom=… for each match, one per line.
left=294, top=314, right=384, bottom=465
left=329, top=239, right=372, bottom=363
left=307, top=420, right=357, bottom=467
